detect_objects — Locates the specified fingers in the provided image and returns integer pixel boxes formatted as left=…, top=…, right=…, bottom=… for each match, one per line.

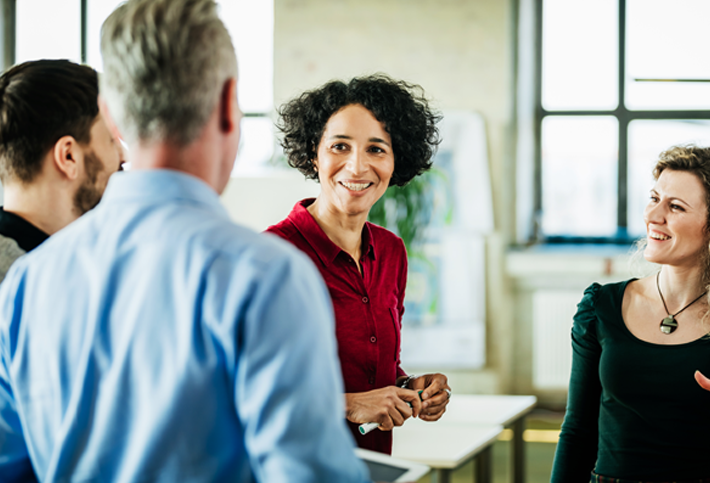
left=377, top=414, right=395, bottom=431
left=419, top=392, right=449, bottom=421
left=396, top=388, right=423, bottom=417
left=348, top=383, right=444, bottom=433
left=377, top=387, right=416, bottom=429
left=419, top=408, right=446, bottom=421
left=389, top=398, right=411, bottom=426
left=695, top=370, right=710, bottom=391
left=419, top=373, right=449, bottom=402
left=378, top=391, right=412, bottom=429
left=422, top=390, right=449, bottom=410
left=423, top=397, right=448, bottom=413
left=415, top=374, right=450, bottom=421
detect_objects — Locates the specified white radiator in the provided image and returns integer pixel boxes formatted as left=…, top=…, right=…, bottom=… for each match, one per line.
left=532, top=290, right=581, bottom=390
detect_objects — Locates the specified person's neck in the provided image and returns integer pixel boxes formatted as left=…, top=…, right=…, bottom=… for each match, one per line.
left=307, top=197, right=368, bottom=260
left=658, top=263, right=707, bottom=310
left=127, top=116, right=230, bottom=194
left=3, top=180, right=77, bottom=235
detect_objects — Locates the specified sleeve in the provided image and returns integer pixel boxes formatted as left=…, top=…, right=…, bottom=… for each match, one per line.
left=550, top=283, right=603, bottom=483
left=396, top=238, right=407, bottom=379
left=223, top=249, right=370, bottom=483
left=0, top=268, right=39, bottom=482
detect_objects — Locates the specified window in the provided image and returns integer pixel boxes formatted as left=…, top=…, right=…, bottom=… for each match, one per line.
left=14, top=0, right=274, bottom=176
left=16, top=0, right=81, bottom=64
left=533, top=0, right=710, bottom=243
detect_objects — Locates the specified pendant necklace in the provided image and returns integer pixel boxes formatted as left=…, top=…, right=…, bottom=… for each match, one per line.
left=656, top=271, right=707, bottom=334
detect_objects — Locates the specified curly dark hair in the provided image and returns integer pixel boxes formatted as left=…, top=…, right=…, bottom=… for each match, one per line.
left=277, top=74, right=442, bottom=187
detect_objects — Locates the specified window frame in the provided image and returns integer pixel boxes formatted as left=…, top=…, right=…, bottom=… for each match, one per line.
left=4, top=0, right=271, bottom=121
left=3, top=0, right=273, bottom=175
left=532, top=0, right=710, bottom=244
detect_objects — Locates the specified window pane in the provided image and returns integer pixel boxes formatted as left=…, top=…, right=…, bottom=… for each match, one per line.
left=16, top=0, right=81, bottom=64
left=87, top=0, right=126, bottom=71
left=218, top=0, right=273, bottom=113
left=626, top=0, right=710, bottom=110
left=627, top=120, right=710, bottom=236
left=541, top=116, right=618, bottom=237
left=231, top=117, right=275, bottom=176
left=542, top=0, right=618, bottom=111
left=88, top=1, right=274, bottom=114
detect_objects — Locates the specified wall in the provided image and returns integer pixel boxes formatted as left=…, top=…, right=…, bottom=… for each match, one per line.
left=271, top=0, right=518, bottom=393
left=507, top=247, right=647, bottom=406
left=222, top=170, right=320, bottom=232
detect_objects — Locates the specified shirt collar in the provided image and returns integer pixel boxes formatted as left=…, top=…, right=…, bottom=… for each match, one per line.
left=99, top=169, right=228, bottom=217
left=0, top=207, right=49, bottom=252
left=287, top=199, right=376, bottom=266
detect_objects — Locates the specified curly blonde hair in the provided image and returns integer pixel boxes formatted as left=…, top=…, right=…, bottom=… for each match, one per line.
left=634, top=145, right=710, bottom=326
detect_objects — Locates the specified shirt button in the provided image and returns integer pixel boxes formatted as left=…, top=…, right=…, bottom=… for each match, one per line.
left=369, top=377, right=375, bottom=385
left=370, top=336, right=377, bottom=343
left=362, top=296, right=369, bottom=303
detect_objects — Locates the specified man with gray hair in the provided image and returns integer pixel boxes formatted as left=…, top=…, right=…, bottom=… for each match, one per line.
left=0, top=1, right=370, bottom=482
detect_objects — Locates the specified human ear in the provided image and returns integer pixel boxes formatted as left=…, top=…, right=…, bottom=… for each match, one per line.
left=219, top=78, right=240, bottom=133
left=52, top=135, right=81, bottom=181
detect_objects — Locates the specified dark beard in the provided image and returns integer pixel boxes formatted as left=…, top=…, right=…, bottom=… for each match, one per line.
left=73, top=150, right=104, bottom=215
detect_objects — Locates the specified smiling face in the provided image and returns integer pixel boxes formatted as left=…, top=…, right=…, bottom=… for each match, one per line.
left=313, top=104, right=394, bottom=218
left=644, top=169, right=709, bottom=267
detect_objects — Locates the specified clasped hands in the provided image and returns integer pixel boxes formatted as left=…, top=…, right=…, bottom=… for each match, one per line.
left=345, top=373, right=450, bottom=431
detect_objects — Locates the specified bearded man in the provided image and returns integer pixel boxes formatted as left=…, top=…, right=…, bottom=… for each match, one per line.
left=0, top=59, right=123, bottom=281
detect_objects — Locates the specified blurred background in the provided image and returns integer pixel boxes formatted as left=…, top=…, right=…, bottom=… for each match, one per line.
left=4, top=0, right=710, bottom=480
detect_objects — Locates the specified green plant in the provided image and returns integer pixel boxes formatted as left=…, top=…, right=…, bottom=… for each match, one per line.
left=368, top=168, right=448, bottom=252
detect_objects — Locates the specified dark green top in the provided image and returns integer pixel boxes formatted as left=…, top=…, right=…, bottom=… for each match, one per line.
left=551, top=280, right=710, bottom=482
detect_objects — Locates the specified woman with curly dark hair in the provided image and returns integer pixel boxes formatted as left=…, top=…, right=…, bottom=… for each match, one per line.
left=265, top=74, right=451, bottom=455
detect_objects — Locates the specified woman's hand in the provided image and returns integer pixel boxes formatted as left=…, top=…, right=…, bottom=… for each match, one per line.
left=345, top=387, right=423, bottom=431
left=408, top=373, right=451, bottom=422
left=695, top=370, right=710, bottom=391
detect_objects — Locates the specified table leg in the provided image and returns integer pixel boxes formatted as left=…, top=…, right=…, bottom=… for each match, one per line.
left=474, top=446, right=492, bottom=483
left=430, top=468, right=451, bottom=483
left=512, top=418, right=526, bottom=483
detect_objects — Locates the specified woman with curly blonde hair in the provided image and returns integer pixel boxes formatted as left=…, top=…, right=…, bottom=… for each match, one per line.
left=551, top=145, right=710, bottom=482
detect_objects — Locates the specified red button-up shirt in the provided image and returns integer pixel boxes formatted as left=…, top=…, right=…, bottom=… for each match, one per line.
left=266, top=199, right=407, bottom=454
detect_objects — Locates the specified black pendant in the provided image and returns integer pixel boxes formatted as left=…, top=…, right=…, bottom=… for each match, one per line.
left=660, top=316, right=678, bottom=334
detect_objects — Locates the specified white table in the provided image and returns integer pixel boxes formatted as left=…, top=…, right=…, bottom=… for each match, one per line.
left=392, top=421, right=503, bottom=483
left=439, top=395, right=537, bottom=483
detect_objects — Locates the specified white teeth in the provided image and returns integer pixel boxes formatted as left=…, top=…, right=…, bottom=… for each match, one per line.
left=340, top=181, right=371, bottom=191
left=650, top=233, right=671, bottom=241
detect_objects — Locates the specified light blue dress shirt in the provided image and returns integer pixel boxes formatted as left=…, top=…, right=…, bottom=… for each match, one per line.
left=0, top=170, right=370, bottom=483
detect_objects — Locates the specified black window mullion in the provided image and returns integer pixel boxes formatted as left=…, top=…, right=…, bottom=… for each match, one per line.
left=1, top=0, right=15, bottom=70
left=80, top=0, right=87, bottom=64
left=542, top=110, right=710, bottom=119
left=533, top=0, right=710, bottom=244
left=617, top=0, right=628, bottom=233
left=532, top=0, right=544, bottom=241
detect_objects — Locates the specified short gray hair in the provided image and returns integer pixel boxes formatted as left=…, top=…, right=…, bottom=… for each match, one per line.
left=100, top=0, right=238, bottom=145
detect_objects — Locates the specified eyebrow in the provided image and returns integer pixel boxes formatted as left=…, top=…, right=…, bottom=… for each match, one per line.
left=650, top=189, right=693, bottom=208
left=327, top=134, right=391, bottom=147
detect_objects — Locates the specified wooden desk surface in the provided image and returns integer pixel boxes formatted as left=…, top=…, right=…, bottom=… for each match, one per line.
left=438, top=394, right=537, bottom=427
left=392, top=420, right=503, bottom=469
